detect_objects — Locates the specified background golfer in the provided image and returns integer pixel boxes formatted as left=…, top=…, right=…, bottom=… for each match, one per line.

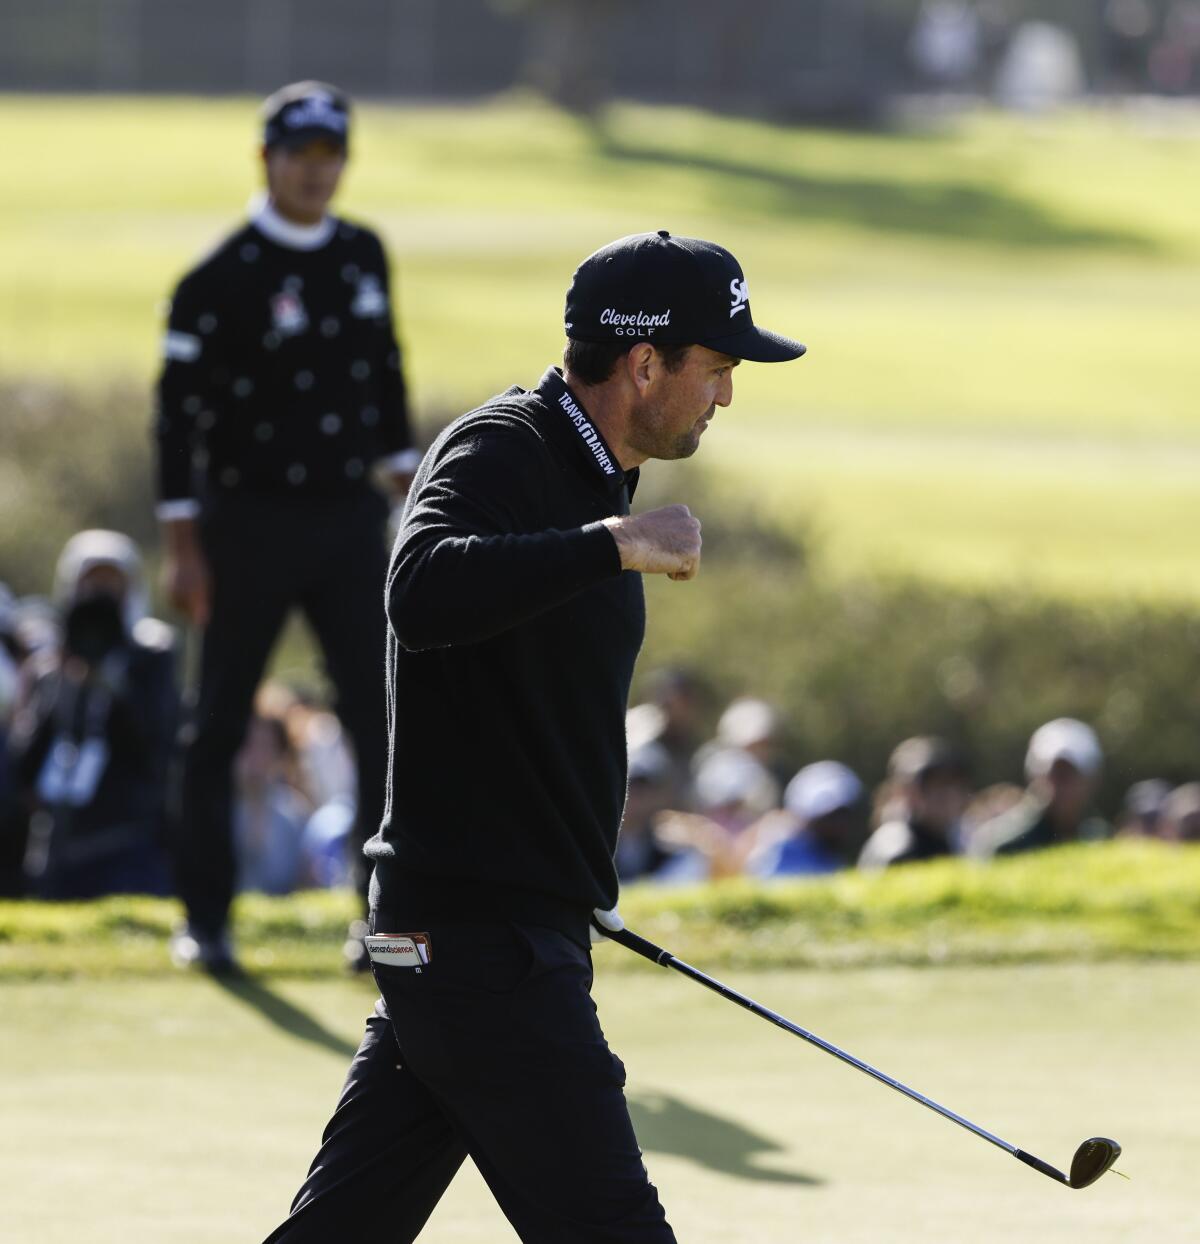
left=154, top=81, right=419, bottom=974
left=262, top=230, right=804, bottom=1243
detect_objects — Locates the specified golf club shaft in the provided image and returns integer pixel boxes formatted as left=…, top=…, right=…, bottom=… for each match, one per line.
left=606, top=924, right=1061, bottom=1178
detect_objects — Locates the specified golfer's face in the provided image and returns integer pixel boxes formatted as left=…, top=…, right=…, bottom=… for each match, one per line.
left=632, top=345, right=738, bottom=461
left=265, top=138, right=346, bottom=221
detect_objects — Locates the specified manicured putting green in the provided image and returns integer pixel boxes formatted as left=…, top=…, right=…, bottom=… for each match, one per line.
left=2, top=962, right=1194, bottom=1241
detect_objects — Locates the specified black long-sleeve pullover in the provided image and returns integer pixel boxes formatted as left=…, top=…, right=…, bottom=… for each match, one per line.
left=365, top=367, right=645, bottom=945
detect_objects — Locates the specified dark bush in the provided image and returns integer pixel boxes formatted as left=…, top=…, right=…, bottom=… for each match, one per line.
left=639, top=531, right=1200, bottom=815
left=0, top=381, right=157, bottom=597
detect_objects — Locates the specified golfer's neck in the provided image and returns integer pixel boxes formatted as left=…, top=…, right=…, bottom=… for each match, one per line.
left=563, top=372, right=645, bottom=472
left=268, top=196, right=327, bottom=227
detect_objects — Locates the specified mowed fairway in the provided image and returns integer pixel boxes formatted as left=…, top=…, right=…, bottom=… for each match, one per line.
left=4, top=96, right=1200, bottom=598
left=2, top=961, right=1195, bottom=1242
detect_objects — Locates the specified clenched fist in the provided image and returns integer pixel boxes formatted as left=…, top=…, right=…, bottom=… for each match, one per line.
left=603, top=504, right=702, bottom=581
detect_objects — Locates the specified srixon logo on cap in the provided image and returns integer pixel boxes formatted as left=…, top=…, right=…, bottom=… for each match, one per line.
left=729, top=278, right=749, bottom=319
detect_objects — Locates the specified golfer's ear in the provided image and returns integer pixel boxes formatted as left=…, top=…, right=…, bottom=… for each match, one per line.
left=627, top=343, right=656, bottom=395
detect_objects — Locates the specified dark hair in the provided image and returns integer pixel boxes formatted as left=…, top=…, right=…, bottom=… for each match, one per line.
left=562, top=339, right=693, bottom=387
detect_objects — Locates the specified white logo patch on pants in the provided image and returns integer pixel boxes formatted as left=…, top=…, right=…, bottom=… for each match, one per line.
left=364, top=934, right=432, bottom=967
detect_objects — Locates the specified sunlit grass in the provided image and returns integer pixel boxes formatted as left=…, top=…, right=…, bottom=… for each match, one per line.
left=3, top=963, right=1196, bottom=1242
left=4, top=842, right=1197, bottom=978
left=3, top=95, right=1198, bottom=597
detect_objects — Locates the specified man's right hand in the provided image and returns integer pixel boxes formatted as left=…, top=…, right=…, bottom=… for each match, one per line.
left=603, top=505, right=702, bottom=581
left=160, top=519, right=212, bottom=626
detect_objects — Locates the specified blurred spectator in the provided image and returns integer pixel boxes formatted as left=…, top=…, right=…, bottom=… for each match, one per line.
left=648, top=666, right=706, bottom=798
left=0, top=586, right=28, bottom=896
left=962, top=781, right=1024, bottom=835
left=995, top=21, right=1085, bottom=110
left=614, top=742, right=679, bottom=882
left=625, top=701, right=665, bottom=754
left=625, top=666, right=706, bottom=809
left=1104, top=0, right=1155, bottom=91
left=713, top=697, right=781, bottom=770
left=300, top=796, right=357, bottom=889
left=233, top=709, right=311, bottom=895
left=1160, top=783, right=1200, bottom=843
left=619, top=746, right=769, bottom=886
left=10, top=596, right=60, bottom=660
left=909, top=1, right=982, bottom=87
left=859, top=736, right=971, bottom=871
left=693, top=747, right=779, bottom=835
left=1149, top=1, right=1200, bottom=93
left=1115, top=778, right=1171, bottom=838
left=969, top=718, right=1108, bottom=858
left=254, top=679, right=358, bottom=889
left=0, top=587, right=18, bottom=718
left=12, top=532, right=177, bottom=898
left=692, top=696, right=783, bottom=814
left=977, top=2, right=1017, bottom=81
left=746, top=761, right=863, bottom=878
left=288, top=688, right=358, bottom=809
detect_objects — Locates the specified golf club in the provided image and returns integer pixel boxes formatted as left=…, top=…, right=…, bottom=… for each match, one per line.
left=604, top=923, right=1122, bottom=1190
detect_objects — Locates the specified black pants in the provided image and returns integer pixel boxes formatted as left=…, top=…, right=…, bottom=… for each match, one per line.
left=263, top=921, right=676, bottom=1243
left=176, top=488, right=390, bottom=936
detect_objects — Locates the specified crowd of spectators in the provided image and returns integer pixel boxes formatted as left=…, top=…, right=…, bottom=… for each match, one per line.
left=616, top=671, right=1200, bottom=888
left=1, top=532, right=177, bottom=900
left=907, top=1, right=1200, bottom=99
left=1, top=531, right=1198, bottom=903
left=0, top=530, right=358, bottom=901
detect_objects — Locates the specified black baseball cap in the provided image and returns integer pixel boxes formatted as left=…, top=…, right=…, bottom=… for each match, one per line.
left=262, top=81, right=350, bottom=151
left=565, top=231, right=805, bottom=363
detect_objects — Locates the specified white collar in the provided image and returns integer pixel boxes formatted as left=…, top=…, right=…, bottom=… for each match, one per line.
left=251, top=197, right=336, bottom=251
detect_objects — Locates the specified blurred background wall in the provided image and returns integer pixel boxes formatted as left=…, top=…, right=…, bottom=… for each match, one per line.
left=3, top=0, right=1195, bottom=117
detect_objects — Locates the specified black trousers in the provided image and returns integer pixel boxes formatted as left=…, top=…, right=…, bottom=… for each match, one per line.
left=263, top=921, right=676, bottom=1243
left=176, top=488, right=390, bottom=936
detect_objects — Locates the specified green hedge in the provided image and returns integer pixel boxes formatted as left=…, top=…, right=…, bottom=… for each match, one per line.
left=2, top=842, right=1197, bottom=979
left=0, top=381, right=158, bottom=598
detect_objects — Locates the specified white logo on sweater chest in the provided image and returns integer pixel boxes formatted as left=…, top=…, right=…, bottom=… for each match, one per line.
left=270, top=290, right=309, bottom=336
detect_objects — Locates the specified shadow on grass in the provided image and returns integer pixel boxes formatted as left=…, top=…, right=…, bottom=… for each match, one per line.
left=629, top=1090, right=823, bottom=1186
left=590, top=130, right=1156, bottom=253
left=213, top=973, right=359, bottom=1060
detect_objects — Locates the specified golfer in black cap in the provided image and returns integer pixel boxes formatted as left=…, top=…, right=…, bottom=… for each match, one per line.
left=155, top=82, right=419, bottom=973
left=261, top=231, right=804, bottom=1243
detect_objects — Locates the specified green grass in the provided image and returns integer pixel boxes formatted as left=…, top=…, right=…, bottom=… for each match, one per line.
left=3, top=963, right=1195, bottom=1242
left=3, top=842, right=1199, bottom=979
left=4, top=95, right=1200, bottom=598
left=4, top=845, right=1196, bottom=1238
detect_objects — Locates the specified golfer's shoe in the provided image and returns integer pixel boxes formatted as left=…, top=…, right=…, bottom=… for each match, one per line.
left=170, top=924, right=240, bottom=977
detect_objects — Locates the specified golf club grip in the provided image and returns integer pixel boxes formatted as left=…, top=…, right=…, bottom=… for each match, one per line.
left=1015, top=1150, right=1067, bottom=1185
left=603, top=925, right=673, bottom=966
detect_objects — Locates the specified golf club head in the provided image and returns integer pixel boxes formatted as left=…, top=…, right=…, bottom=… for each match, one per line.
left=1069, top=1137, right=1121, bottom=1189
